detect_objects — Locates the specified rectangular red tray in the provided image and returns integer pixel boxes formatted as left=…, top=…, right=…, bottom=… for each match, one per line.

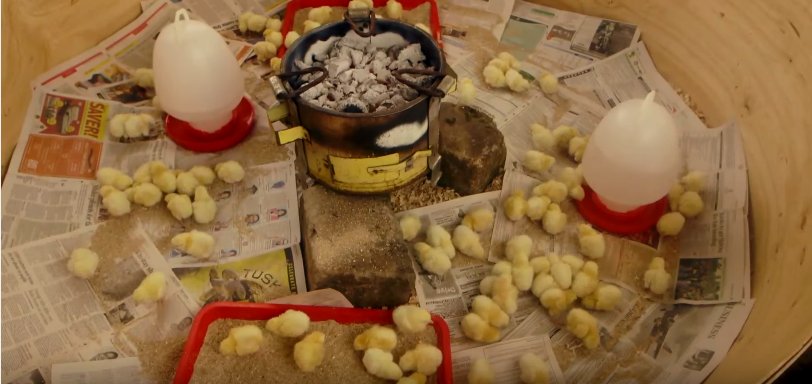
left=173, top=302, right=453, bottom=383
left=278, top=0, right=442, bottom=57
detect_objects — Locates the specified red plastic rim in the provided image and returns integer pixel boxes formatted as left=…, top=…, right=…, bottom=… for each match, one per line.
left=575, top=184, right=668, bottom=235
left=172, top=302, right=453, bottom=384
left=164, top=97, right=254, bottom=152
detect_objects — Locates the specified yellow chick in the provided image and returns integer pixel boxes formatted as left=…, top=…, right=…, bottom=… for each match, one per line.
left=133, top=68, right=154, bottom=88
left=472, top=295, right=509, bottom=328
left=657, top=211, right=686, bottom=236
left=681, top=170, right=707, bottom=192
left=132, top=182, right=162, bottom=207
left=512, top=256, right=534, bottom=292
left=192, top=186, right=217, bottom=224
left=393, top=305, right=432, bottom=334
left=67, top=248, right=99, bottom=279
left=132, top=162, right=152, bottom=184
left=133, top=272, right=166, bottom=304
left=175, top=171, right=200, bottom=196
left=668, top=183, right=685, bottom=211
left=397, top=373, right=427, bottom=384
left=215, top=160, right=245, bottom=184
left=491, top=261, right=512, bottom=277
left=531, top=274, right=556, bottom=298
left=399, top=343, right=443, bottom=375
left=505, top=235, right=532, bottom=261
left=171, top=230, right=215, bottom=259
left=491, top=274, right=519, bottom=314
left=505, top=69, right=531, bottom=93
left=462, top=206, right=495, bottom=232
left=426, top=225, right=455, bottom=258
left=482, top=65, right=507, bottom=88
left=303, top=20, right=321, bottom=33
left=503, top=191, right=528, bottom=221
left=399, top=215, right=422, bottom=241
left=308, top=6, right=333, bottom=24
left=532, top=180, right=568, bottom=203
left=526, top=196, right=551, bottom=221
left=99, top=186, right=131, bottom=216
left=452, top=225, right=486, bottom=260
left=568, top=136, right=588, bottom=162
left=479, top=275, right=496, bottom=296
left=561, top=254, right=584, bottom=272
left=363, top=348, right=403, bottom=380
left=457, top=77, right=476, bottom=105
left=558, top=166, right=583, bottom=189
left=270, top=57, right=282, bottom=74
left=265, top=17, right=282, bottom=32
left=386, top=0, right=404, bottom=19
left=552, top=125, right=578, bottom=150
left=571, top=261, right=599, bottom=298
left=109, top=114, right=128, bottom=139
left=540, top=288, right=569, bottom=316
left=461, top=313, right=501, bottom=343
left=519, top=353, right=550, bottom=384
left=530, top=256, right=551, bottom=275
left=538, top=73, right=558, bottom=95
left=530, top=123, right=555, bottom=152
left=468, top=357, right=495, bottom=384
left=566, top=308, right=600, bottom=350
left=644, top=257, right=671, bottom=295
left=264, top=29, right=284, bottom=48
left=254, top=41, right=277, bottom=62
left=124, top=114, right=153, bottom=138
left=354, top=325, right=398, bottom=351
left=294, top=331, right=326, bottom=372
left=578, top=224, right=605, bottom=259
left=678, top=191, right=704, bottom=218
left=414, top=242, right=451, bottom=276
left=542, top=204, right=567, bottom=235
left=569, top=185, right=585, bottom=201
left=266, top=309, right=310, bottom=337
left=247, top=13, right=268, bottom=33
left=486, top=58, right=510, bottom=72
left=523, top=150, right=556, bottom=173
left=497, top=52, right=520, bottom=69
left=219, top=324, right=264, bottom=356
left=550, top=261, right=572, bottom=289
left=582, top=283, right=622, bottom=311
left=96, top=167, right=133, bottom=190
left=150, top=162, right=176, bottom=194
left=189, top=165, right=216, bottom=185
left=284, top=31, right=301, bottom=48
left=165, top=193, right=193, bottom=220
left=237, top=12, right=254, bottom=33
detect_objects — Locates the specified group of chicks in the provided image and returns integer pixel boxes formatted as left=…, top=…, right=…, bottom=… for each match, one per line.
left=67, top=247, right=168, bottom=304
left=481, top=52, right=560, bottom=96
left=217, top=305, right=443, bottom=383
left=657, top=170, right=707, bottom=236
left=503, top=167, right=587, bottom=237
left=399, top=205, right=495, bottom=276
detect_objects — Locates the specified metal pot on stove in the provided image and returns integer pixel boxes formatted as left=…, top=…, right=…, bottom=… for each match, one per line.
left=269, top=9, right=454, bottom=194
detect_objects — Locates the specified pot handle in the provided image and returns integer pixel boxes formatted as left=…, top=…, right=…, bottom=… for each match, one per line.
left=344, top=9, right=377, bottom=37
left=392, top=68, right=447, bottom=98
left=270, top=66, right=328, bottom=100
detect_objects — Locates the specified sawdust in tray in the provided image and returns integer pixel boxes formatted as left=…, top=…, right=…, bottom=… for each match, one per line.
left=87, top=218, right=149, bottom=304
left=292, top=4, right=432, bottom=35
left=135, top=335, right=188, bottom=384
left=189, top=319, right=438, bottom=384
left=389, top=179, right=460, bottom=212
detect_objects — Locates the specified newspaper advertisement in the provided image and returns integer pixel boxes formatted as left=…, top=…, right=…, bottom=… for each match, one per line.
left=0, top=222, right=198, bottom=384
left=452, top=335, right=566, bottom=384
left=440, top=0, right=515, bottom=42
left=50, top=358, right=150, bottom=384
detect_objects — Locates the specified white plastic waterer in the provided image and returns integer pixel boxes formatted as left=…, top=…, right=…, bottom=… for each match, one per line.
left=577, top=90, right=681, bottom=234
left=153, top=9, right=253, bottom=152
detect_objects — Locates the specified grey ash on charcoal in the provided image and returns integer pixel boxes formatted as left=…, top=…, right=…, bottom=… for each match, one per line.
left=294, top=31, right=435, bottom=113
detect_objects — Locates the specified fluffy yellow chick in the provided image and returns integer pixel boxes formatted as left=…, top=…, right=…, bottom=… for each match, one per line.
left=568, top=136, right=588, bottom=162
left=505, top=235, right=532, bottom=261
left=238, top=12, right=254, bottom=33
left=471, top=295, right=509, bottom=328
left=414, top=242, right=451, bottom=276
left=175, top=172, right=200, bottom=196
left=483, top=65, right=506, bottom=88
left=399, top=343, right=442, bottom=375
left=503, top=191, right=528, bottom=221
left=532, top=180, right=568, bottom=203
left=308, top=6, right=333, bottom=23
left=497, top=52, right=520, bottom=69
left=426, top=225, right=456, bottom=258
left=124, top=114, right=153, bottom=138
left=398, top=373, right=427, bottom=384
left=561, top=254, right=584, bottom=272
left=284, top=31, right=301, bottom=48
left=538, top=73, right=558, bottom=95
left=303, top=20, right=321, bottom=33
left=294, top=331, right=326, bottom=372
left=566, top=308, right=600, bottom=350
left=668, top=183, right=685, bottom=211
left=67, top=248, right=99, bottom=279
left=133, top=68, right=154, bottom=88
left=109, top=114, right=129, bottom=138
left=131, top=182, right=162, bottom=207
left=577, top=224, right=605, bottom=259
left=264, top=29, right=284, bottom=48
left=491, top=260, right=512, bottom=276
left=572, top=261, right=599, bottom=298
left=100, top=186, right=131, bottom=216
left=505, top=69, right=530, bottom=93
left=550, top=261, right=572, bottom=289
left=266, top=309, right=310, bottom=337
left=150, top=163, right=176, bottom=194
left=681, top=170, right=707, bottom=192
left=582, top=283, right=622, bottom=311
left=479, top=275, right=496, bottom=295
left=133, top=272, right=166, bottom=304
left=657, top=212, right=686, bottom=236
left=386, top=0, right=404, bottom=19
left=254, top=41, right=278, bottom=62
left=523, top=150, right=556, bottom=173
left=96, top=167, right=133, bottom=190
left=462, top=206, right=495, bottom=232
left=165, top=193, right=193, bottom=220
left=192, top=186, right=217, bottom=224
left=461, top=313, right=501, bottom=343
left=393, top=305, right=432, bottom=333
left=519, top=353, right=550, bottom=384
left=452, top=225, right=486, bottom=260
left=558, top=166, right=583, bottom=188
left=189, top=165, right=216, bottom=185
left=512, top=256, right=534, bottom=292
left=644, top=257, right=671, bottom=295
left=247, top=13, right=268, bottom=33
left=531, top=274, right=556, bottom=298
left=220, top=324, right=264, bottom=356
left=363, top=348, right=403, bottom=380
left=491, top=274, right=519, bottom=314
left=530, top=256, right=551, bottom=275
left=540, top=288, right=569, bottom=316
left=399, top=215, right=422, bottom=241
left=354, top=325, right=398, bottom=351
left=133, top=162, right=152, bottom=184
left=457, top=77, right=476, bottom=105
left=270, top=57, right=283, bottom=73
left=542, top=204, right=567, bottom=235
left=171, top=230, right=215, bottom=259
left=266, top=17, right=282, bottom=32
left=530, top=123, right=555, bottom=152
left=487, top=58, right=510, bottom=73
left=468, top=357, right=495, bottom=384
left=570, top=185, right=585, bottom=201
left=678, top=191, right=704, bottom=218
left=552, top=125, right=578, bottom=150
left=526, top=196, right=551, bottom=221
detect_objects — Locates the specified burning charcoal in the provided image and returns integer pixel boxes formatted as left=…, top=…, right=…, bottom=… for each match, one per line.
left=362, top=88, right=388, bottom=106
left=352, top=68, right=373, bottom=83
left=301, top=83, right=326, bottom=101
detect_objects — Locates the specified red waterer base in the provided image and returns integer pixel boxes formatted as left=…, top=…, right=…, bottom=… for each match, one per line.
left=164, top=97, right=255, bottom=152
left=575, top=185, right=668, bottom=235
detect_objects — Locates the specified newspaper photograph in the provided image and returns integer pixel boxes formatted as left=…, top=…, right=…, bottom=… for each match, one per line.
left=0, top=221, right=198, bottom=383
left=452, top=335, right=566, bottom=384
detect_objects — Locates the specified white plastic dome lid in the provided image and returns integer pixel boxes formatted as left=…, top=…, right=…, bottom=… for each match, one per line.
left=153, top=10, right=244, bottom=132
left=581, top=91, right=682, bottom=212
